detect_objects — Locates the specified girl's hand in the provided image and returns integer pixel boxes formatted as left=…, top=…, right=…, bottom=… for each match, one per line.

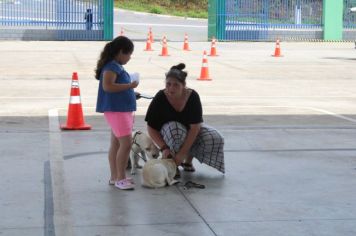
left=130, top=81, right=139, bottom=89
left=135, top=92, right=141, bottom=100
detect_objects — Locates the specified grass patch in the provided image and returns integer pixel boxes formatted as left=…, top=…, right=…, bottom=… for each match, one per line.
left=116, top=0, right=208, bottom=19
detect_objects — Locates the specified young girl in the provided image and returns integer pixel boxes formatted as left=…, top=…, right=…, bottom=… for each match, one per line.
left=95, top=36, right=138, bottom=190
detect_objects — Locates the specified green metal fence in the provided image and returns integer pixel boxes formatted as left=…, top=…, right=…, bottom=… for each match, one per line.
left=209, top=0, right=356, bottom=41
left=344, top=0, right=356, bottom=28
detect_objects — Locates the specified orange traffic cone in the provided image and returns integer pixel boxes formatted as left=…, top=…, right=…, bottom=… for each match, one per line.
left=183, top=33, right=191, bottom=51
left=272, top=39, right=283, bottom=57
left=60, top=72, right=91, bottom=130
left=197, top=50, right=212, bottom=81
left=149, top=27, right=154, bottom=43
left=208, top=37, right=218, bottom=56
left=144, top=33, right=153, bottom=51
left=159, top=36, right=170, bottom=56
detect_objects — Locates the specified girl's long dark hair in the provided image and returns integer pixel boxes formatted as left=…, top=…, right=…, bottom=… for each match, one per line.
left=95, top=36, right=134, bottom=80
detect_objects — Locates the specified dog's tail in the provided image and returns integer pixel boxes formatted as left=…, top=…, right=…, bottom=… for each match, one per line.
left=167, top=179, right=179, bottom=186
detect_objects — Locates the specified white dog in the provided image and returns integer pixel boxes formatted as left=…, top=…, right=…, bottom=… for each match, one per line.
left=129, top=131, right=160, bottom=175
left=142, top=158, right=179, bottom=188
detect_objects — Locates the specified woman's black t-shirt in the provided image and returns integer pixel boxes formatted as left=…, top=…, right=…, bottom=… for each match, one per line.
left=145, top=89, right=203, bottom=131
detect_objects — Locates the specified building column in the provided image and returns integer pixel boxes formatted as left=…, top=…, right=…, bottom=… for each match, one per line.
left=104, top=0, right=113, bottom=40
left=208, top=0, right=217, bottom=40
left=323, top=0, right=343, bottom=40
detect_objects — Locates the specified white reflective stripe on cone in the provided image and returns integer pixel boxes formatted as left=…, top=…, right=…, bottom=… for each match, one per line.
left=71, top=81, right=79, bottom=87
left=202, top=63, right=208, bottom=67
left=69, top=96, right=81, bottom=104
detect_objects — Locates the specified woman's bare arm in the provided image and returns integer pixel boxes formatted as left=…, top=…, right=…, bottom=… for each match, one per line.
left=175, top=123, right=201, bottom=165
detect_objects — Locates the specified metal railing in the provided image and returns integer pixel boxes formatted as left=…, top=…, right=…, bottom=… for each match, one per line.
left=215, top=0, right=323, bottom=41
left=344, top=0, right=356, bottom=29
left=0, top=0, right=105, bottom=40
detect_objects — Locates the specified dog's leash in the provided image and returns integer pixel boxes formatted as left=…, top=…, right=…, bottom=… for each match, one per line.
left=175, top=180, right=205, bottom=190
left=183, top=181, right=205, bottom=190
left=136, top=92, right=153, bottom=100
left=167, top=154, right=206, bottom=190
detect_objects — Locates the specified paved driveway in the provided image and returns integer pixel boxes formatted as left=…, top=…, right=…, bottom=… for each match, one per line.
left=0, top=41, right=356, bottom=236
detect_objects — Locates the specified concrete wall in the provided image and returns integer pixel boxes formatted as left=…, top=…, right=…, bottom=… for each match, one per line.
left=343, top=29, right=356, bottom=41
left=0, top=29, right=103, bottom=41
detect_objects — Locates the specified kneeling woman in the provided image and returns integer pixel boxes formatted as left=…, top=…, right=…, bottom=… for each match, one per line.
left=145, top=63, right=225, bottom=174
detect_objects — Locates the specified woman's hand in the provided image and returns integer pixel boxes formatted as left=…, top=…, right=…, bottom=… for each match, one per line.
left=174, top=151, right=188, bottom=166
left=162, top=148, right=172, bottom=159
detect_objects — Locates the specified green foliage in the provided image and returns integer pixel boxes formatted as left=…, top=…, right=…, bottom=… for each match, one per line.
left=116, top=0, right=208, bottom=19
left=150, top=6, right=164, bottom=14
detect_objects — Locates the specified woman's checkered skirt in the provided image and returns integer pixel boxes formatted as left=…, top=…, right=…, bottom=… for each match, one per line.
left=160, top=121, right=225, bottom=173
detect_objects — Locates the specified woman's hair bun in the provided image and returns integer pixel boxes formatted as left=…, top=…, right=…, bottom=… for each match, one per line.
left=171, top=63, right=185, bottom=71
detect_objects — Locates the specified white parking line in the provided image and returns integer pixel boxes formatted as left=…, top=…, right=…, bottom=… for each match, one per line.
left=48, top=109, right=74, bottom=236
left=202, top=105, right=356, bottom=124
left=306, top=106, right=356, bottom=124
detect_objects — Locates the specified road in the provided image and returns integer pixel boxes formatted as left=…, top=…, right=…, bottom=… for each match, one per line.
left=1, top=40, right=356, bottom=236
left=114, top=9, right=208, bottom=42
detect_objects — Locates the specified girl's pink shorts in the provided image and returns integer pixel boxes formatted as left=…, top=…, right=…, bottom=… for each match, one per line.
left=104, top=112, right=134, bottom=138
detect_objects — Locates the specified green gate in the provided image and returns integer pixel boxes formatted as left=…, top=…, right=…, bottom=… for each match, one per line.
left=209, top=0, right=356, bottom=41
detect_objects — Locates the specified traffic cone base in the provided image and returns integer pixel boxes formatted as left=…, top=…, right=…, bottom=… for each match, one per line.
left=61, top=72, right=91, bottom=130
left=272, top=54, right=283, bottom=57
left=159, top=51, right=170, bottom=56
left=197, top=77, right=212, bottom=81
left=208, top=47, right=218, bottom=56
left=208, top=53, right=218, bottom=57
left=144, top=47, right=153, bottom=51
left=61, top=123, right=91, bottom=130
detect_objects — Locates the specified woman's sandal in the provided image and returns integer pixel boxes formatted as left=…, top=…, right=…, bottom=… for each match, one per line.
left=181, top=163, right=196, bottom=172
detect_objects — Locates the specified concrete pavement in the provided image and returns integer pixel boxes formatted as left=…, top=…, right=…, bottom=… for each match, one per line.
left=1, top=40, right=356, bottom=236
